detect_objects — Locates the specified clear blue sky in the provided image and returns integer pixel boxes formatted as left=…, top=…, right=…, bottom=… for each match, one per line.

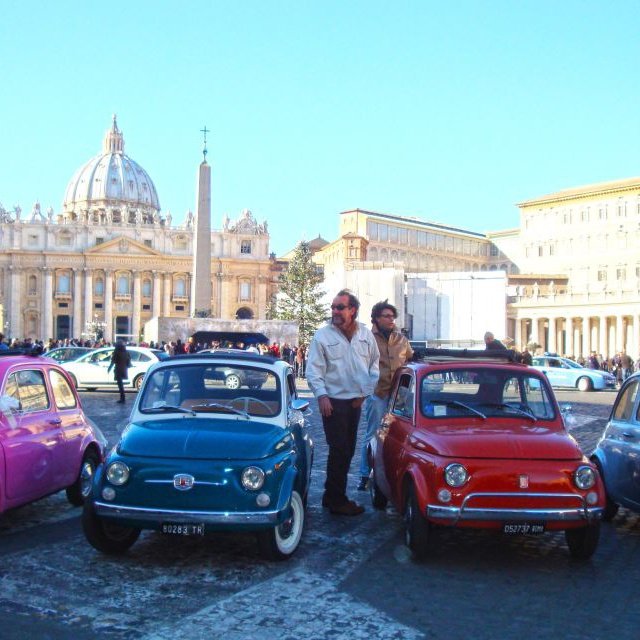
left=1, top=1, right=639, bottom=256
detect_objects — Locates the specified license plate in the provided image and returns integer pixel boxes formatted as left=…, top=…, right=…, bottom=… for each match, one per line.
left=161, top=523, right=205, bottom=536
left=502, top=523, right=545, bottom=535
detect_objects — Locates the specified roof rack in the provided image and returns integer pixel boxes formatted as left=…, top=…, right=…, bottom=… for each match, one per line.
left=412, top=347, right=520, bottom=363
left=0, top=346, right=45, bottom=358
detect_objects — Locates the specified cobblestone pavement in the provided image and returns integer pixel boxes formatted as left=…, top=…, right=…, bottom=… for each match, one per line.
left=0, top=383, right=638, bottom=639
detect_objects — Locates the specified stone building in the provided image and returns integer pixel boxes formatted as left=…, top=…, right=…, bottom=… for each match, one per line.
left=0, top=117, right=275, bottom=343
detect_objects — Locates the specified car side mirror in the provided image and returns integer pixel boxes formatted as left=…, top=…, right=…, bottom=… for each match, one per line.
left=290, top=398, right=309, bottom=412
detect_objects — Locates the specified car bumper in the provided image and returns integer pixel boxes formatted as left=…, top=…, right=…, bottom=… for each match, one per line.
left=427, top=492, right=603, bottom=523
left=93, top=500, right=283, bottom=526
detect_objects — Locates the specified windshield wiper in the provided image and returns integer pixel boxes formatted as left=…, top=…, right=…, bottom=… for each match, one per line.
left=189, top=402, right=250, bottom=419
left=141, top=405, right=196, bottom=416
left=482, top=403, right=538, bottom=422
left=430, top=400, right=486, bottom=420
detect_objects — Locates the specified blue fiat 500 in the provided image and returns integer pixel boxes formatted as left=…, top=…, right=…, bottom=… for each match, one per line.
left=83, top=352, right=312, bottom=560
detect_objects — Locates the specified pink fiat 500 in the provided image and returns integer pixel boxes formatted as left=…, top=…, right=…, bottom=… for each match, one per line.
left=0, top=350, right=106, bottom=514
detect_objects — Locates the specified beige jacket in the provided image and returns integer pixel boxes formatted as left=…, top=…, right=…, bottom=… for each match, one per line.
left=373, top=326, right=413, bottom=398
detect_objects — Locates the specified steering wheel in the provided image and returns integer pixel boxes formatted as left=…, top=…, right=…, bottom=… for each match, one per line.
left=230, top=397, right=273, bottom=414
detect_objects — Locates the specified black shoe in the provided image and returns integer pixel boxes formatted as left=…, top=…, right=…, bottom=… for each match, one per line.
left=357, top=476, right=369, bottom=491
left=330, top=500, right=365, bottom=516
left=117, top=398, right=125, bottom=403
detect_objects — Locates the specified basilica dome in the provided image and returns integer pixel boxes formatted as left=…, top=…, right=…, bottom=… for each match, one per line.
left=62, top=116, right=160, bottom=222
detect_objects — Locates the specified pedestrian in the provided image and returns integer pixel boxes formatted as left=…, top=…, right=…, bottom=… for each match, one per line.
left=484, top=331, right=506, bottom=350
left=108, top=341, right=131, bottom=403
left=306, top=289, right=379, bottom=516
left=295, top=345, right=306, bottom=378
left=357, top=300, right=413, bottom=491
left=519, top=346, right=533, bottom=365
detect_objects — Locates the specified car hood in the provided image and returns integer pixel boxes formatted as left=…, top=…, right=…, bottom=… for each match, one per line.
left=117, top=418, right=288, bottom=460
left=411, top=423, right=583, bottom=460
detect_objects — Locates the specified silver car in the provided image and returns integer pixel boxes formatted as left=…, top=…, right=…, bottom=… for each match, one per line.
left=592, top=372, right=640, bottom=520
left=531, top=355, right=616, bottom=392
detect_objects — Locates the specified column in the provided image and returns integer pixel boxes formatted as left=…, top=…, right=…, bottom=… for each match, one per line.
left=530, top=317, right=539, bottom=347
left=635, top=315, right=640, bottom=359
left=132, top=271, right=141, bottom=342
left=152, top=271, right=161, bottom=318
left=104, top=270, right=113, bottom=342
left=582, top=316, right=591, bottom=357
left=10, top=266, right=22, bottom=339
left=163, top=273, right=171, bottom=317
left=514, top=317, right=522, bottom=350
left=41, top=267, right=54, bottom=340
left=564, top=317, right=573, bottom=356
left=599, top=316, right=607, bottom=358
left=616, top=315, right=625, bottom=353
left=548, top=317, right=557, bottom=354
left=73, top=269, right=83, bottom=338
left=84, top=269, right=93, bottom=338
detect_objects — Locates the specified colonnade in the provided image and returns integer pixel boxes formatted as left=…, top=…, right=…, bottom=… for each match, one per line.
left=513, top=313, right=640, bottom=359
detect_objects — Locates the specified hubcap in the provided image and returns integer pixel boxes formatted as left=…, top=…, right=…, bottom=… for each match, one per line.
left=80, top=461, right=95, bottom=497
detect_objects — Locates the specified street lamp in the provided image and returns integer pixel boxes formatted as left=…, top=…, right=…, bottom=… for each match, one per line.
left=85, top=314, right=107, bottom=342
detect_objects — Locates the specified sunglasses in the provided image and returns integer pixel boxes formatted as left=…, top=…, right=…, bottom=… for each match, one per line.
left=331, top=304, right=350, bottom=311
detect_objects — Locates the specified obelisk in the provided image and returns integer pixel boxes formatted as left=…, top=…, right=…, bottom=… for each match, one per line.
left=190, top=127, right=212, bottom=317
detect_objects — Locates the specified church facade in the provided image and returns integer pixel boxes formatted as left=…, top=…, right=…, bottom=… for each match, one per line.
left=0, top=118, right=275, bottom=343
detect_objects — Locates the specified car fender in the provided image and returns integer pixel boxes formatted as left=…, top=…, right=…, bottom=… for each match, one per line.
left=590, top=449, right=609, bottom=483
left=401, top=462, right=430, bottom=513
left=0, top=440, right=6, bottom=513
left=273, top=465, right=299, bottom=514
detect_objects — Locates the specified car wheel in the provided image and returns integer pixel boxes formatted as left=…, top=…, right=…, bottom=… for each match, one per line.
left=565, top=522, right=600, bottom=560
left=225, top=374, right=241, bottom=390
left=134, top=375, right=144, bottom=391
left=257, top=490, right=304, bottom=561
left=82, top=502, right=141, bottom=554
left=66, top=449, right=100, bottom=506
left=577, top=376, right=593, bottom=392
left=404, top=484, right=430, bottom=560
left=591, top=457, right=619, bottom=522
left=369, top=469, right=388, bottom=510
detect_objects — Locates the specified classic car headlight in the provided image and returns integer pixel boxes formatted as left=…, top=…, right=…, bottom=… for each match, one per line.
left=444, top=463, right=469, bottom=487
left=574, top=465, right=596, bottom=490
left=241, top=466, right=265, bottom=490
left=106, top=461, right=130, bottom=486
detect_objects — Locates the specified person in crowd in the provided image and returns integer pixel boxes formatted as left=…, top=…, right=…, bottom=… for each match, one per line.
left=246, top=343, right=259, bottom=354
left=108, top=341, right=131, bottom=404
left=620, top=351, right=634, bottom=381
left=357, top=300, right=413, bottom=491
left=187, top=336, right=198, bottom=353
left=588, top=351, right=599, bottom=369
left=306, top=289, right=379, bottom=516
left=519, top=346, right=533, bottom=365
left=484, top=331, right=506, bottom=350
left=0, top=333, right=7, bottom=352
left=295, top=345, right=306, bottom=378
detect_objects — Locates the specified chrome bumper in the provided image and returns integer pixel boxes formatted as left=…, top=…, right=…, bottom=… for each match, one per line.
left=93, top=501, right=281, bottom=525
left=427, top=492, right=603, bottom=523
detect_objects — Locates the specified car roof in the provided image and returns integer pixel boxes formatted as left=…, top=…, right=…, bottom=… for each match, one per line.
left=0, top=349, right=65, bottom=373
left=412, top=347, right=522, bottom=365
left=170, top=351, right=281, bottom=366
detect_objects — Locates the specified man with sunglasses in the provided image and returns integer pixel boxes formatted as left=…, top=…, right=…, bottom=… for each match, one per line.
left=357, top=300, right=413, bottom=491
left=307, top=289, right=379, bottom=516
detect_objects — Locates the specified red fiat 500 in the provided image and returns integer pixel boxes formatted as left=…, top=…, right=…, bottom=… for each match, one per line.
left=368, top=349, right=604, bottom=560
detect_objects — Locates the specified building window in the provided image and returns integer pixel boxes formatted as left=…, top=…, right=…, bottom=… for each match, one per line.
left=378, top=225, right=388, bottom=242
left=117, top=275, right=130, bottom=295
left=142, top=304, right=151, bottom=311
left=58, top=302, right=68, bottom=308
left=538, top=246, right=543, bottom=257
left=96, top=237, right=104, bottom=245
left=28, top=235, right=38, bottom=247
left=175, top=278, right=186, bottom=297
left=581, top=210, right=588, bottom=222
left=549, top=244, right=555, bottom=256
left=144, top=239, right=152, bottom=248
left=28, top=275, right=37, bottom=295
left=57, top=233, right=72, bottom=247
left=95, top=278, right=104, bottom=296
left=597, top=269, right=607, bottom=282
left=389, top=226, right=398, bottom=243
left=240, top=281, right=251, bottom=301
left=175, top=305, right=185, bottom=311
left=142, top=279, right=152, bottom=297
left=398, top=227, right=407, bottom=244
left=241, top=240, right=252, bottom=254
left=175, top=236, right=188, bottom=251
left=490, top=245, right=499, bottom=257
left=617, top=268, right=626, bottom=280
left=57, top=273, right=71, bottom=293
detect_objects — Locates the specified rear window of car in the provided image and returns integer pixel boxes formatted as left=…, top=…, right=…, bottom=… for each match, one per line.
left=5, top=369, right=50, bottom=412
left=420, top=367, right=556, bottom=421
left=139, top=363, right=281, bottom=418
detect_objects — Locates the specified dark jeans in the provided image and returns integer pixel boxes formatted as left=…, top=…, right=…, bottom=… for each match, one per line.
left=322, top=398, right=361, bottom=506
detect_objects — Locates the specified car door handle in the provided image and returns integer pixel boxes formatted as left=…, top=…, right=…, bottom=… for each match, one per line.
left=622, top=432, right=636, bottom=439
left=48, top=419, right=62, bottom=426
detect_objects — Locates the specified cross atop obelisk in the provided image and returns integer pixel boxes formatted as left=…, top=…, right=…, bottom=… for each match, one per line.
left=200, top=126, right=209, bottom=162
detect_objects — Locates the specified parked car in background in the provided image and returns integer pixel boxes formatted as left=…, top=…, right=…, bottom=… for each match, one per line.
left=0, top=349, right=106, bottom=514
left=591, top=372, right=640, bottom=520
left=531, top=355, right=616, bottom=392
left=45, top=346, right=94, bottom=363
left=368, top=348, right=605, bottom=560
left=83, top=351, right=312, bottom=560
left=197, top=348, right=269, bottom=389
left=62, top=347, right=167, bottom=391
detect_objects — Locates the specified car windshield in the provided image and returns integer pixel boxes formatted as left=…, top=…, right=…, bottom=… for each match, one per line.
left=420, top=368, right=556, bottom=421
left=139, top=363, right=280, bottom=417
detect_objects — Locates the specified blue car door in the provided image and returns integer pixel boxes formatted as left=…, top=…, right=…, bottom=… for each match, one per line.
left=601, top=379, right=640, bottom=509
